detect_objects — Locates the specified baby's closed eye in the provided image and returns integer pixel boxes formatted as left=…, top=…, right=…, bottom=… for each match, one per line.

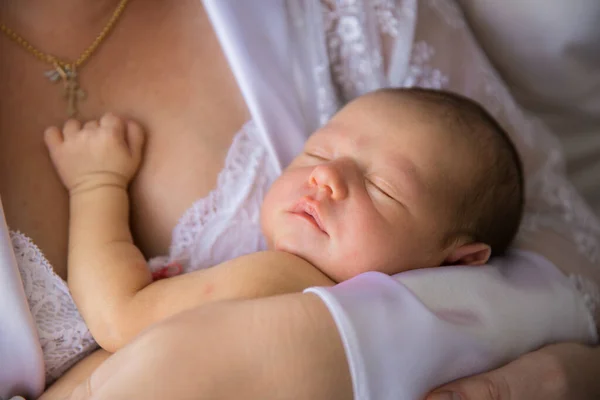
left=303, top=151, right=330, bottom=161
left=365, top=176, right=398, bottom=202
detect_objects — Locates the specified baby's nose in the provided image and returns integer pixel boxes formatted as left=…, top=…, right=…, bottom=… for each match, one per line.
left=308, top=161, right=350, bottom=200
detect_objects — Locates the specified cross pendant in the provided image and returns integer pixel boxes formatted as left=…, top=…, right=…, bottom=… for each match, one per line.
left=45, top=65, right=86, bottom=117
left=63, top=78, right=86, bottom=117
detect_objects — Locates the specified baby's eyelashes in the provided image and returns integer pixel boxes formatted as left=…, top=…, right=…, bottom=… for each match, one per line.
left=365, top=176, right=403, bottom=205
left=366, top=178, right=392, bottom=199
left=303, top=151, right=330, bottom=161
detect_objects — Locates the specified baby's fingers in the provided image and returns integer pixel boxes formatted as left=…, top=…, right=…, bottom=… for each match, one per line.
left=126, top=121, right=145, bottom=162
left=100, top=113, right=126, bottom=142
left=83, top=120, right=99, bottom=130
left=63, top=119, right=82, bottom=140
left=44, top=126, right=64, bottom=151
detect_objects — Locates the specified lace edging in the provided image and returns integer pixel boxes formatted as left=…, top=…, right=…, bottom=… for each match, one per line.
left=9, top=230, right=98, bottom=385
left=164, top=121, right=267, bottom=269
left=569, top=274, right=600, bottom=341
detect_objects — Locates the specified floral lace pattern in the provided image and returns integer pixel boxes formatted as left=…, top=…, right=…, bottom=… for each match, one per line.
left=9, top=231, right=97, bottom=385
left=321, top=0, right=385, bottom=101
left=11, top=120, right=277, bottom=386
left=322, top=1, right=448, bottom=95
left=403, top=41, right=449, bottom=89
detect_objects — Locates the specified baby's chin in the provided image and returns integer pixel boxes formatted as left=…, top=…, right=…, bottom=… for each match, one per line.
left=271, top=241, right=348, bottom=282
left=270, top=238, right=309, bottom=258
left=271, top=237, right=320, bottom=262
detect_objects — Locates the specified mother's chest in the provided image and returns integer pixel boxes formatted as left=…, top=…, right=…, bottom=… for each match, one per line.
left=0, top=1, right=250, bottom=273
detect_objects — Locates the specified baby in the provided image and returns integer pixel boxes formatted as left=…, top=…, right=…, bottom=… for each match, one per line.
left=44, top=87, right=523, bottom=355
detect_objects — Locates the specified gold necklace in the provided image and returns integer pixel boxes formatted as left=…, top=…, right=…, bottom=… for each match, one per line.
left=0, top=0, right=129, bottom=117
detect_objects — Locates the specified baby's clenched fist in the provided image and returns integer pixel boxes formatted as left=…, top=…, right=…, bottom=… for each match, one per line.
left=44, top=113, right=145, bottom=194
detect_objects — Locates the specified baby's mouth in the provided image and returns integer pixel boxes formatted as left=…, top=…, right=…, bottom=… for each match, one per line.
left=290, top=200, right=328, bottom=235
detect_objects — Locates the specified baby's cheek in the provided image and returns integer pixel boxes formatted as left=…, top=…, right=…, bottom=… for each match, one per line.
left=336, top=235, right=384, bottom=279
left=332, top=209, right=391, bottom=278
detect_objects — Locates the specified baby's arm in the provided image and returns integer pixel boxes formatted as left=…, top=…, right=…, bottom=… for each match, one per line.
left=37, top=252, right=332, bottom=400
left=46, top=116, right=333, bottom=352
left=38, top=251, right=333, bottom=399
left=108, top=250, right=333, bottom=351
left=44, top=114, right=150, bottom=352
left=130, top=250, right=334, bottom=323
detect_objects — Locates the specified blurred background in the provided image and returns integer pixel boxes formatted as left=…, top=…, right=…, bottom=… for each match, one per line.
left=459, top=0, right=600, bottom=216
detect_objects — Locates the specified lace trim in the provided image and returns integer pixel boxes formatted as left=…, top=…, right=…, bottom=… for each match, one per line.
left=323, top=1, right=448, bottom=98
left=373, top=0, right=403, bottom=37
left=153, top=120, right=271, bottom=272
left=403, top=41, right=449, bottom=89
left=321, top=0, right=385, bottom=101
left=569, top=274, right=600, bottom=340
left=9, top=231, right=97, bottom=385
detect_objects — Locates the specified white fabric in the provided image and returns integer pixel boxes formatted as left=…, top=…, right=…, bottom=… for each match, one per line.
left=204, top=0, right=308, bottom=173
left=2, top=0, right=600, bottom=398
left=458, top=0, right=600, bottom=215
left=148, top=121, right=276, bottom=273
left=9, top=230, right=96, bottom=387
left=0, top=199, right=45, bottom=400
left=307, top=250, right=597, bottom=400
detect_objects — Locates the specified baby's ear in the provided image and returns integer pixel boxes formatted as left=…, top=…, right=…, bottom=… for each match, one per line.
left=444, top=242, right=491, bottom=266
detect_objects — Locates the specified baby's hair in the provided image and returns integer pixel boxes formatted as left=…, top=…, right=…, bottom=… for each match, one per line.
left=377, top=87, right=524, bottom=256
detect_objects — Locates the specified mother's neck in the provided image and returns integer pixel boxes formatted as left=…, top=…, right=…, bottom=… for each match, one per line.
left=1, top=0, right=125, bottom=30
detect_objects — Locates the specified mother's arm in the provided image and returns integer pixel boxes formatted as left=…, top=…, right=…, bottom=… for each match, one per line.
left=39, top=350, right=111, bottom=400
left=69, top=293, right=353, bottom=400
left=67, top=248, right=597, bottom=400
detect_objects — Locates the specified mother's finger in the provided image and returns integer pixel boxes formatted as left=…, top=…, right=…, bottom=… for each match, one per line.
left=426, top=343, right=597, bottom=400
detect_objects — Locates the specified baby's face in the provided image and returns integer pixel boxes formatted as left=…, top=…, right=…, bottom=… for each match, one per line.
left=261, top=93, right=475, bottom=282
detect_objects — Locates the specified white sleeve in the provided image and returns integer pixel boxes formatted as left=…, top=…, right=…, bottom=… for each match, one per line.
left=305, top=250, right=597, bottom=400
left=0, top=199, right=45, bottom=399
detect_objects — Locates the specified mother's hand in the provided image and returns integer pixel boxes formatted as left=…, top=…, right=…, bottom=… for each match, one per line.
left=426, top=342, right=600, bottom=400
left=69, top=293, right=352, bottom=400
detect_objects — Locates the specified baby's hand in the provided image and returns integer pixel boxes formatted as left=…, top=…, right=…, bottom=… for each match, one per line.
left=44, top=113, right=145, bottom=194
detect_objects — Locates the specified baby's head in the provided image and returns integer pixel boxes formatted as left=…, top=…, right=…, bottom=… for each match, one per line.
left=261, top=88, right=523, bottom=282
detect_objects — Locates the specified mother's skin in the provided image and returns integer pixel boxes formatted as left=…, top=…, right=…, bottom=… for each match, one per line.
left=0, top=0, right=248, bottom=280
left=0, top=0, right=251, bottom=393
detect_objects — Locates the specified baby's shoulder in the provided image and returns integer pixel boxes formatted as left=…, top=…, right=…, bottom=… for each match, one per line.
left=220, top=250, right=334, bottom=293
left=224, top=250, right=313, bottom=274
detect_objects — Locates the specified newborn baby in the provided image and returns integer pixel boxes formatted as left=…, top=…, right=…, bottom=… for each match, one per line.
left=262, top=88, right=523, bottom=281
left=43, top=87, right=523, bottom=356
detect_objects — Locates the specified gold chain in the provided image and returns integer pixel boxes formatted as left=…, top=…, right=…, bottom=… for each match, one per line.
left=0, top=0, right=130, bottom=116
